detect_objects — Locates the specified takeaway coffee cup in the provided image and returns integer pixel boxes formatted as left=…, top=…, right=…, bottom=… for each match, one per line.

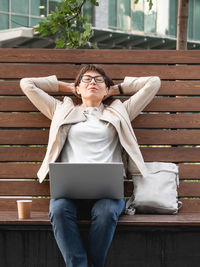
left=17, top=200, right=32, bottom=219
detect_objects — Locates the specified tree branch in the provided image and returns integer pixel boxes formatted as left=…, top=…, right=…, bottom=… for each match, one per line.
left=65, top=0, right=87, bottom=23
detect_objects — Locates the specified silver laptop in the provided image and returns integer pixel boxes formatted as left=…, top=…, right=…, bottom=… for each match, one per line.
left=49, top=162, right=124, bottom=199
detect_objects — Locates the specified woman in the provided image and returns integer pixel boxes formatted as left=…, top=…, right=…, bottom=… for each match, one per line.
left=20, top=65, right=161, bottom=267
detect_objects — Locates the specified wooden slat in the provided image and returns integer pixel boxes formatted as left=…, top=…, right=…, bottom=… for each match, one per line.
left=0, top=181, right=49, bottom=196
left=2, top=129, right=200, bottom=145
left=0, top=113, right=50, bottom=127
left=1, top=147, right=200, bottom=162
left=172, top=199, right=200, bottom=213
left=118, top=213, right=200, bottom=225
left=0, top=198, right=199, bottom=213
left=141, top=147, right=200, bottom=162
left=0, top=147, right=45, bottom=161
left=133, top=114, right=200, bottom=129
left=0, top=163, right=39, bottom=178
left=179, top=164, right=200, bottom=179
left=0, top=130, right=49, bottom=145
left=135, top=130, right=200, bottom=145
left=0, top=163, right=200, bottom=180
left=0, top=81, right=69, bottom=96
left=125, top=181, right=200, bottom=197
left=1, top=64, right=200, bottom=79
left=0, top=180, right=199, bottom=198
left=159, top=81, right=200, bottom=96
left=1, top=49, right=200, bottom=64
left=144, top=97, right=200, bottom=112
left=2, top=97, right=200, bottom=112
left=0, top=97, right=61, bottom=111
left=2, top=113, right=200, bottom=128
left=179, top=182, right=200, bottom=197
left=0, top=198, right=49, bottom=212
left=2, top=211, right=200, bottom=225
left=1, top=81, right=200, bottom=96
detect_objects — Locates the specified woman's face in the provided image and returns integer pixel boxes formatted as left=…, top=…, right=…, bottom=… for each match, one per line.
left=76, top=71, right=108, bottom=103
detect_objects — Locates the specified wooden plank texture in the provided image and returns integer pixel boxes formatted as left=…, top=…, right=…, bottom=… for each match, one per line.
left=0, top=180, right=199, bottom=198
left=124, top=181, right=200, bottom=198
left=1, top=65, right=200, bottom=79
left=2, top=113, right=200, bottom=128
left=141, top=147, right=200, bottom=162
left=2, top=97, right=200, bottom=112
left=1, top=147, right=200, bottom=162
left=135, top=130, right=200, bottom=145
left=0, top=130, right=49, bottom=145
left=0, top=198, right=199, bottom=213
left=1, top=49, right=200, bottom=64
left=1, top=49, right=200, bottom=221
left=1, top=211, right=200, bottom=225
left=0, top=147, right=45, bottom=161
left=0, top=163, right=199, bottom=179
left=0, top=163, right=39, bottom=178
left=0, top=181, right=50, bottom=196
left=1, top=81, right=200, bottom=96
left=2, top=129, right=200, bottom=145
left=0, top=163, right=200, bottom=180
left=132, top=114, right=200, bottom=128
left=0, top=198, right=49, bottom=212
left=0, top=113, right=50, bottom=127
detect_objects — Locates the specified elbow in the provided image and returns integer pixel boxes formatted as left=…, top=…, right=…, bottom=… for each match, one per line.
left=20, top=78, right=28, bottom=91
left=20, top=78, right=34, bottom=93
left=150, top=76, right=161, bottom=92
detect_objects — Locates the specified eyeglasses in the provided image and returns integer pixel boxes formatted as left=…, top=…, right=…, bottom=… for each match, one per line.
left=81, top=75, right=105, bottom=83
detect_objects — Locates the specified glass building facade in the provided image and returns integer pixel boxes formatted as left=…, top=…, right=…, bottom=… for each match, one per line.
left=0, top=0, right=200, bottom=43
left=108, top=0, right=200, bottom=42
left=0, top=0, right=94, bottom=31
left=0, top=0, right=63, bottom=30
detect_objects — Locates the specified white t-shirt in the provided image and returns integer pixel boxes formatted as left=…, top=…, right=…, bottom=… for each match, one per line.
left=60, top=106, right=123, bottom=163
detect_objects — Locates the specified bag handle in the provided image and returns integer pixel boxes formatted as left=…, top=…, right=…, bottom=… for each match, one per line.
left=178, top=201, right=183, bottom=210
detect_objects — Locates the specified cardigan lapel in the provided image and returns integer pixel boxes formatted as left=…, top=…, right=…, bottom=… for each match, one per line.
left=61, top=105, right=86, bottom=125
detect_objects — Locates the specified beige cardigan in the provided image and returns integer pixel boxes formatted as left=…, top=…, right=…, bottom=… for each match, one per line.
left=20, top=75, right=160, bottom=185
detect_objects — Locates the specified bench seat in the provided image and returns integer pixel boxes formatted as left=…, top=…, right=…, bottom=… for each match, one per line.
left=1, top=49, right=200, bottom=267
left=1, top=211, right=200, bottom=226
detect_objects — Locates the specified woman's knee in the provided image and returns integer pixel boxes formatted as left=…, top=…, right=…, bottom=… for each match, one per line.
left=49, top=198, right=77, bottom=221
left=91, top=199, right=125, bottom=223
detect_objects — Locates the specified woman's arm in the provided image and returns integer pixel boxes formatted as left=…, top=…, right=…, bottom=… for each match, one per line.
left=20, top=75, right=61, bottom=120
left=122, top=76, right=161, bottom=121
left=103, top=84, right=122, bottom=100
left=58, top=81, right=81, bottom=98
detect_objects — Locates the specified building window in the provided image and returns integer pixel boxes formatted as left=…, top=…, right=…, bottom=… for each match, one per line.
left=31, top=0, right=47, bottom=17
left=109, top=0, right=117, bottom=28
left=109, top=0, right=131, bottom=30
left=0, top=13, right=9, bottom=30
left=11, top=15, right=29, bottom=28
left=117, top=0, right=131, bottom=30
left=144, top=0, right=157, bottom=33
left=131, top=0, right=144, bottom=32
left=189, top=0, right=200, bottom=41
left=83, top=1, right=94, bottom=25
left=49, top=0, right=62, bottom=14
left=0, top=0, right=9, bottom=12
left=109, top=0, right=158, bottom=33
left=0, top=0, right=64, bottom=30
left=11, top=0, right=29, bottom=14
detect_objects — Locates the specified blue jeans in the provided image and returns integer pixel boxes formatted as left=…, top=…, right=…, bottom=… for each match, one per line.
left=49, top=198, right=126, bottom=267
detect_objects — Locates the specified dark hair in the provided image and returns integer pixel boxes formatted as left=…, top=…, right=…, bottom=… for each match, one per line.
left=74, top=64, right=114, bottom=89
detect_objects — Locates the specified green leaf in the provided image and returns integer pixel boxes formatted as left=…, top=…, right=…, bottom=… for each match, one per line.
left=134, top=0, right=153, bottom=10
left=36, top=0, right=98, bottom=49
left=90, top=0, right=99, bottom=6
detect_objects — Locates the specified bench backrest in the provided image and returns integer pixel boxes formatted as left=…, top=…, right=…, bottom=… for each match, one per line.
left=1, top=49, right=200, bottom=213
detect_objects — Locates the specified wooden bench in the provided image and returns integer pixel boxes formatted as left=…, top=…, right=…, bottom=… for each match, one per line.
left=1, top=49, right=200, bottom=267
